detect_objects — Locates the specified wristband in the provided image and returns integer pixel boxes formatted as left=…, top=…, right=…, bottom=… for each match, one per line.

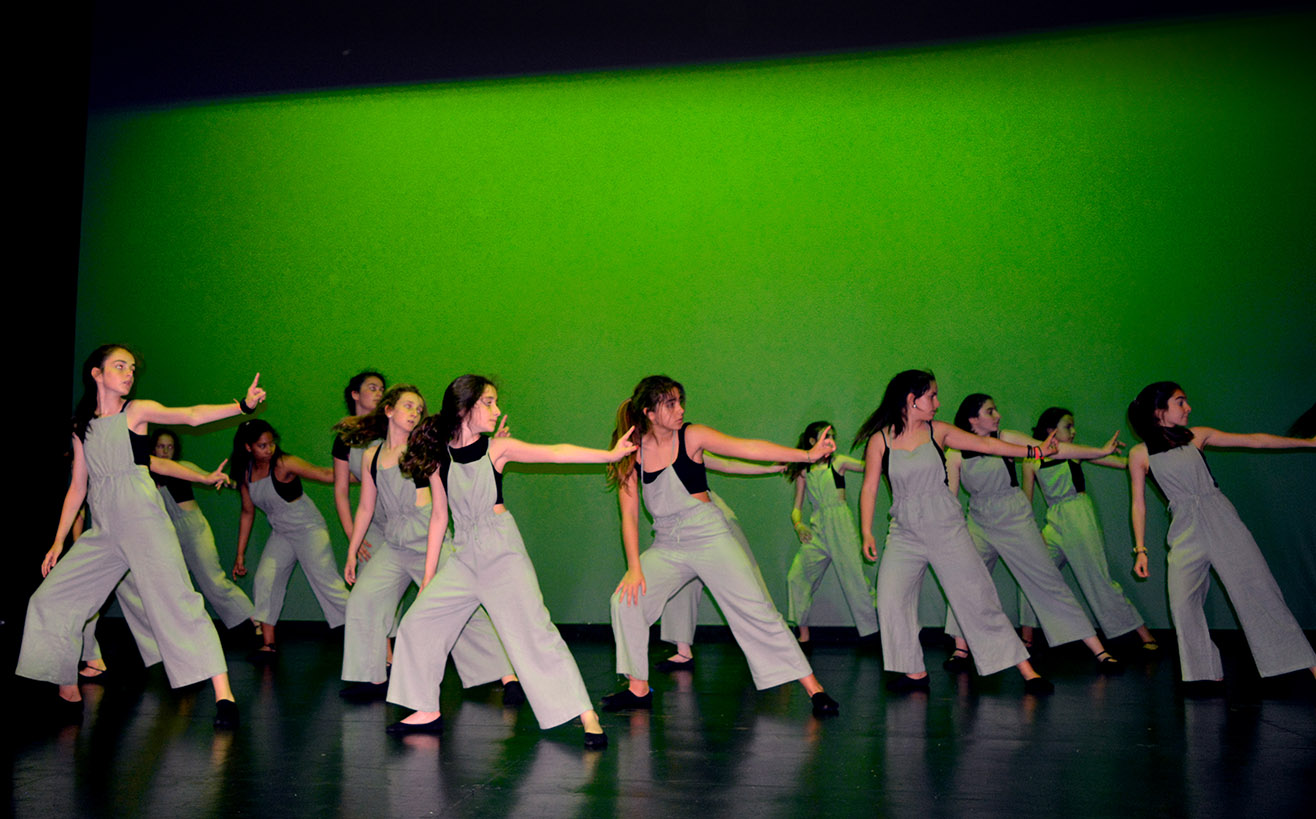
left=238, top=398, right=255, bottom=414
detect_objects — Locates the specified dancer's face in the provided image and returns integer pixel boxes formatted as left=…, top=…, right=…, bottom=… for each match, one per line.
left=1052, top=414, right=1076, bottom=444
left=465, top=385, right=501, bottom=435
left=93, top=348, right=136, bottom=397
left=353, top=376, right=385, bottom=414
left=1155, top=390, right=1191, bottom=427
left=907, top=381, right=939, bottom=422
left=970, top=400, right=1001, bottom=436
left=246, top=432, right=277, bottom=463
left=386, top=392, right=425, bottom=434
left=153, top=434, right=178, bottom=460
left=646, top=390, right=685, bottom=432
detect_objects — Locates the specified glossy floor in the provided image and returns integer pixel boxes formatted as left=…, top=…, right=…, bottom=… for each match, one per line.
left=8, top=623, right=1315, bottom=818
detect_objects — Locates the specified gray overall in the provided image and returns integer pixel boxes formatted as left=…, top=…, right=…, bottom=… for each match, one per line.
left=1019, top=461, right=1144, bottom=638
left=17, top=412, right=226, bottom=687
left=1150, top=444, right=1315, bottom=681
left=342, top=453, right=512, bottom=685
left=945, top=454, right=1096, bottom=648
left=160, top=475, right=255, bottom=629
left=610, top=440, right=812, bottom=690
left=787, top=465, right=878, bottom=636
left=248, top=474, right=349, bottom=627
left=876, top=430, right=1028, bottom=676
left=388, top=443, right=591, bottom=729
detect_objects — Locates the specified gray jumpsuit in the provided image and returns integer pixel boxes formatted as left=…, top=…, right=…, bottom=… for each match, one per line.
left=1019, top=460, right=1144, bottom=639
left=387, top=438, right=591, bottom=729
left=341, top=448, right=513, bottom=686
left=248, top=471, right=349, bottom=627
left=610, top=431, right=812, bottom=690
left=1149, top=444, right=1315, bottom=681
left=787, top=464, right=878, bottom=636
left=657, top=491, right=771, bottom=646
left=944, top=452, right=1096, bottom=648
left=159, top=472, right=256, bottom=629
left=17, top=412, right=226, bottom=688
left=876, top=429, right=1028, bottom=676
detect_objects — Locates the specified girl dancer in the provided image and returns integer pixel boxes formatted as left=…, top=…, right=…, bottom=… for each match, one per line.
left=333, top=371, right=386, bottom=562
left=150, top=429, right=256, bottom=632
left=231, top=419, right=350, bottom=656
left=1127, top=382, right=1315, bottom=690
left=386, top=375, right=632, bottom=747
left=856, top=370, right=1054, bottom=694
left=337, top=384, right=519, bottom=704
left=18, top=344, right=260, bottom=727
left=941, top=394, right=1123, bottom=673
left=1018, top=408, right=1157, bottom=652
left=653, top=456, right=784, bottom=672
left=785, top=421, right=876, bottom=648
left=605, top=375, right=840, bottom=717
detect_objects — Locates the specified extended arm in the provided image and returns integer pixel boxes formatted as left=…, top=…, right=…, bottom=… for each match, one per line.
left=858, top=435, right=885, bottom=561
left=689, top=423, right=834, bottom=464
left=278, top=454, right=336, bottom=485
left=999, top=428, right=1118, bottom=461
left=614, top=476, right=646, bottom=605
left=1194, top=427, right=1316, bottom=450
left=150, top=457, right=232, bottom=488
left=941, top=422, right=1057, bottom=459
left=126, top=373, right=265, bottom=431
left=703, top=453, right=785, bottom=475
left=833, top=453, right=865, bottom=473
left=491, top=428, right=635, bottom=468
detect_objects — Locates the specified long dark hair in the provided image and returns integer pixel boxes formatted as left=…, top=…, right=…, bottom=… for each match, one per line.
left=785, top=420, right=832, bottom=482
left=1127, top=381, right=1194, bottom=453
left=230, top=419, right=285, bottom=486
left=1032, top=407, right=1073, bottom=441
left=149, top=428, right=181, bottom=460
left=401, top=375, right=493, bottom=481
left=607, top=375, right=686, bottom=489
left=853, top=369, right=935, bottom=449
left=954, top=393, right=993, bottom=434
left=334, top=384, right=425, bottom=448
left=73, top=344, right=137, bottom=441
left=343, top=370, right=386, bottom=416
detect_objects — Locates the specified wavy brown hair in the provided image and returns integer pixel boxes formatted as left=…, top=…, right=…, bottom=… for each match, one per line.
left=853, top=369, right=936, bottom=449
left=401, top=375, right=493, bottom=481
left=334, top=384, right=425, bottom=448
left=607, top=375, right=685, bottom=489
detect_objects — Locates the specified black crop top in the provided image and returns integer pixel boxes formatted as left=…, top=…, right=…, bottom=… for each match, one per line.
left=153, top=473, right=196, bottom=504
left=371, top=445, right=429, bottom=489
left=642, top=424, right=709, bottom=495
left=440, top=436, right=504, bottom=504
left=272, top=470, right=304, bottom=502
left=331, top=434, right=350, bottom=462
left=1039, top=458, right=1085, bottom=493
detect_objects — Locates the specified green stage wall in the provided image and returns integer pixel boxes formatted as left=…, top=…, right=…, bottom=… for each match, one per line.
left=77, top=14, right=1316, bottom=628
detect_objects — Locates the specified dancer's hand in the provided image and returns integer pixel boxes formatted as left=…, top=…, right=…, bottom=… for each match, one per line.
left=1038, top=430, right=1060, bottom=459
left=1102, top=431, right=1125, bottom=456
left=615, top=568, right=646, bottom=606
left=41, top=543, right=64, bottom=577
left=794, top=523, right=813, bottom=544
left=344, top=555, right=358, bottom=585
left=244, top=373, right=266, bottom=408
left=862, top=533, right=879, bottom=562
left=204, top=458, right=234, bottom=489
left=806, top=427, right=836, bottom=462
left=233, top=556, right=247, bottom=578
left=609, top=427, right=638, bottom=461
left=1133, top=551, right=1149, bottom=578
left=358, top=540, right=373, bottom=563
left=495, top=415, right=511, bottom=438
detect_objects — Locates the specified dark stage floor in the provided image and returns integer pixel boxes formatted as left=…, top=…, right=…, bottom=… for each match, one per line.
left=8, top=622, right=1315, bottom=819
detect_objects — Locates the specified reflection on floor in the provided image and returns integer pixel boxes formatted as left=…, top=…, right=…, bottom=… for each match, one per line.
left=8, top=621, right=1315, bottom=818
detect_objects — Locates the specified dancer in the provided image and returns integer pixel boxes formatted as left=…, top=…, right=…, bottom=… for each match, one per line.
left=785, top=421, right=876, bottom=649
left=941, top=394, right=1123, bottom=673
left=333, top=370, right=387, bottom=561
left=653, top=456, right=785, bottom=672
left=337, top=384, right=520, bottom=704
left=1018, top=408, right=1158, bottom=652
left=231, top=419, right=350, bottom=656
left=1127, top=382, right=1315, bottom=691
left=856, top=370, right=1054, bottom=694
left=605, top=375, right=840, bottom=717
left=386, top=375, right=631, bottom=747
left=150, top=429, right=257, bottom=632
left=18, top=344, right=259, bottom=727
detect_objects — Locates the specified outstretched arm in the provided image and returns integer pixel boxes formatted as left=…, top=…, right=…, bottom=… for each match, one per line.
left=1194, top=427, right=1316, bottom=450
left=491, top=428, right=636, bottom=468
left=704, top=453, right=785, bottom=475
left=833, top=453, right=865, bottom=473
left=278, top=454, right=336, bottom=485
left=688, top=423, right=835, bottom=464
left=126, top=373, right=266, bottom=431
left=999, top=428, right=1120, bottom=461
left=1129, top=445, right=1151, bottom=579
left=940, top=422, right=1058, bottom=460
left=150, top=457, right=233, bottom=488
left=859, top=435, right=886, bottom=562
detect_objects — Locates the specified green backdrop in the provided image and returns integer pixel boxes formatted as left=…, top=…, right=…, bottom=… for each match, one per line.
left=77, top=13, right=1316, bottom=629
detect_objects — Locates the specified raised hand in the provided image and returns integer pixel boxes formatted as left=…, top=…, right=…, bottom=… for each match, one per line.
left=1103, top=431, right=1125, bottom=456
left=244, top=373, right=266, bottom=409
left=495, top=414, right=511, bottom=438
left=1038, top=430, right=1060, bottom=458
left=807, top=426, right=836, bottom=462
left=610, top=426, right=638, bottom=461
left=205, top=458, right=234, bottom=489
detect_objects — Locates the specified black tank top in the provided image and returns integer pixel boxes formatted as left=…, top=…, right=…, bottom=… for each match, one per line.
left=441, top=436, right=504, bottom=504
left=642, top=423, right=709, bottom=495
